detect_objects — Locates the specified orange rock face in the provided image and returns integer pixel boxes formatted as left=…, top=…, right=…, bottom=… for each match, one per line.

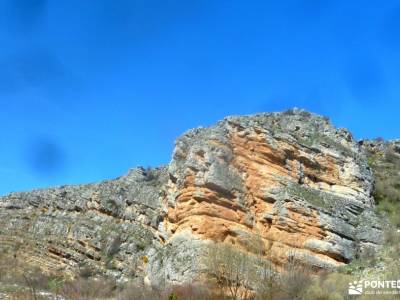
left=163, top=111, right=381, bottom=272
left=0, top=110, right=384, bottom=287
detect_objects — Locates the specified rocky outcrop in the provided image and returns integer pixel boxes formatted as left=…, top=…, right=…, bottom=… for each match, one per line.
left=0, top=167, right=168, bottom=281
left=0, top=109, right=385, bottom=286
left=360, top=139, right=400, bottom=156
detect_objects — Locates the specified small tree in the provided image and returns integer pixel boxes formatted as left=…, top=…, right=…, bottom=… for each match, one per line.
left=254, top=256, right=280, bottom=300
left=278, top=252, right=313, bottom=300
left=204, top=243, right=256, bottom=300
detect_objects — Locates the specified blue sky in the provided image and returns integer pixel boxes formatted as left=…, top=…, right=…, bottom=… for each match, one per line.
left=0, top=0, right=399, bottom=195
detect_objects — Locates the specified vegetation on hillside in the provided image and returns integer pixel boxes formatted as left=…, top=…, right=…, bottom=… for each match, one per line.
left=366, top=144, right=400, bottom=227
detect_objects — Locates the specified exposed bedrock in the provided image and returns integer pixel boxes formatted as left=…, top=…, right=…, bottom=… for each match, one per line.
left=0, top=109, right=384, bottom=286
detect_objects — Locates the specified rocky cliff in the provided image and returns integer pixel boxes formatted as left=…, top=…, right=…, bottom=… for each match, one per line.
left=0, top=109, right=385, bottom=287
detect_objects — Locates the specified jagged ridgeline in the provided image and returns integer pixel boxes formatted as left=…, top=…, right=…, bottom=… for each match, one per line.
left=0, top=109, right=390, bottom=287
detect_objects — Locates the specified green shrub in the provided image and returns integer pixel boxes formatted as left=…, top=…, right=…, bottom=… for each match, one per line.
left=376, top=197, right=400, bottom=227
left=168, top=292, right=179, bottom=300
left=368, top=146, right=400, bottom=228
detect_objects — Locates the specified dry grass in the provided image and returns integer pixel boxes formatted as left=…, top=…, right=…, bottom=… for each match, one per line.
left=59, top=278, right=116, bottom=300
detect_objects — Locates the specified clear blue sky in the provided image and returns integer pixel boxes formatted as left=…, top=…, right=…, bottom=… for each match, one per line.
left=0, top=0, right=399, bottom=195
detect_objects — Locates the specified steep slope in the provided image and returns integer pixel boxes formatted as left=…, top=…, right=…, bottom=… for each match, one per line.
left=361, top=139, right=400, bottom=227
left=0, top=167, right=168, bottom=281
left=0, top=109, right=384, bottom=287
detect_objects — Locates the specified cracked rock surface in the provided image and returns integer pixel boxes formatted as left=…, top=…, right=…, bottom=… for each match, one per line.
left=0, top=109, right=385, bottom=286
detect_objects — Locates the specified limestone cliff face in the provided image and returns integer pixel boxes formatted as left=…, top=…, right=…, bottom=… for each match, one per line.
left=0, top=167, right=168, bottom=280
left=0, top=109, right=384, bottom=286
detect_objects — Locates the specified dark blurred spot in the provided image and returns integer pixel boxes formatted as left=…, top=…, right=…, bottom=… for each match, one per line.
left=0, top=49, right=82, bottom=95
left=5, top=0, right=47, bottom=32
left=26, top=138, right=66, bottom=177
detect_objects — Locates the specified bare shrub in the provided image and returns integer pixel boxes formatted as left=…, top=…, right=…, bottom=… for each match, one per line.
left=277, top=253, right=313, bottom=300
left=254, top=257, right=280, bottom=300
left=165, top=283, right=215, bottom=300
left=116, top=282, right=162, bottom=300
left=203, top=240, right=317, bottom=300
left=60, top=277, right=116, bottom=300
left=302, top=272, right=355, bottom=300
left=204, top=243, right=256, bottom=300
left=0, top=249, right=55, bottom=300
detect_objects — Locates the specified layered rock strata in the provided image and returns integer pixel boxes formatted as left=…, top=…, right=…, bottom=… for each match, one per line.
left=0, top=109, right=384, bottom=286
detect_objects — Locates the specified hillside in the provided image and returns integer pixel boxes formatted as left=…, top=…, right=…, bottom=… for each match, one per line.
left=0, top=109, right=398, bottom=300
